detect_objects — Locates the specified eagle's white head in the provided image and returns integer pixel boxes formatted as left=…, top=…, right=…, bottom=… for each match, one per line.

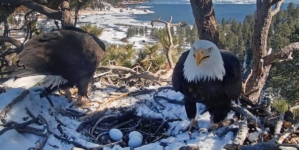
left=183, top=40, right=225, bottom=82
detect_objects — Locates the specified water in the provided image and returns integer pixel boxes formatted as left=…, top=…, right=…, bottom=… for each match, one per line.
left=127, top=2, right=299, bottom=25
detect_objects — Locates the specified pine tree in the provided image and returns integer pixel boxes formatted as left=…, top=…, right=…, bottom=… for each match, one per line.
left=190, top=23, right=198, bottom=44
left=144, top=26, right=148, bottom=35
left=126, top=27, right=135, bottom=38
left=184, top=25, right=192, bottom=45
left=139, top=27, right=144, bottom=36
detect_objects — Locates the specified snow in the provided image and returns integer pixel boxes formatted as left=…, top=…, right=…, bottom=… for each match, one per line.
left=76, top=7, right=159, bottom=50
left=0, top=83, right=239, bottom=150
left=0, top=4, right=238, bottom=150
left=0, top=84, right=237, bottom=150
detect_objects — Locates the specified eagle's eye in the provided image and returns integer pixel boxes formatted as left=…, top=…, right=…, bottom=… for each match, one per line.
left=193, top=54, right=195, bottom=57
left=208, top=47, right=213, bottom=52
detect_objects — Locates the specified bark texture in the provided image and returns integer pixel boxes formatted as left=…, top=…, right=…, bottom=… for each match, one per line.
left=189, top=0, right=299, bottom=104
left=189, top=0, right=223, bottom=48
left=244, top=0, right=286, bottom=104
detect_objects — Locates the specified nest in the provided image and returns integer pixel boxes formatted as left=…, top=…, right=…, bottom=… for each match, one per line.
left=77, top=108, right=170, bottom=148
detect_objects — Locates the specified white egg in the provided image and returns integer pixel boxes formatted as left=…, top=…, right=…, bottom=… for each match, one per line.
left=109, top=128, right=123, bottom=141
left=129, top=131, right=143, bottom=139
left=128, top=136, right=142, bottom=148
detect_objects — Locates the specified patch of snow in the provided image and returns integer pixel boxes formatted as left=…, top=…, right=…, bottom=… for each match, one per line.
left=0, top=84, right=236, bottom=150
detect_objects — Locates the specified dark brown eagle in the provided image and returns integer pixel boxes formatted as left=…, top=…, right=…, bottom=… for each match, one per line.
left=2, top=26, right=105, bottom=101
left=172, top=40, right=242, bottom=133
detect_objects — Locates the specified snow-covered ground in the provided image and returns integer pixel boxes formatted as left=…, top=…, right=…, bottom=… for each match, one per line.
left=0, top=5, right=236, bottom=150
left=77, top=7, right=162, bottom=50
left=0, top=85, right=235, bottom=150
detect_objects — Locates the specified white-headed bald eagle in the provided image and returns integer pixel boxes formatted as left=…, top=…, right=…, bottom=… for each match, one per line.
left=172, top=40, right=242, bottom=133
left=1, top=26, right=105, bottom=102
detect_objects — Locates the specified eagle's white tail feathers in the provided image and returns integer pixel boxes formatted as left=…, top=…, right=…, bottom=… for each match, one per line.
left=42, top=75, right=68, bottom=89
left=2, top=75, right=68, bottom=90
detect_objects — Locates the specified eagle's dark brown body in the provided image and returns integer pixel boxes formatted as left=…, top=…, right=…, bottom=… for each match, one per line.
left=172, top=50, right=242, bottom=123
left=6, top=26, right=105, bottom=97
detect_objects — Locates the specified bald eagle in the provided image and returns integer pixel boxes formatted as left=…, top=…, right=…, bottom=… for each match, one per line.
left=2, top=26, right=105, bottom=101
left=172, top=40, right=242, bottom=133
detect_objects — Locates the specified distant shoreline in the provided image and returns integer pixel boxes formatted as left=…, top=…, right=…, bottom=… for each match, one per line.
left=120, top=0, right=148, bottom=5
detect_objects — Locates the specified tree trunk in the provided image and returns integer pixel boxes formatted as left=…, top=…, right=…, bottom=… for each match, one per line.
left=74, top=0, right=84, bottom=27
left=244, top=0, right=285, bottom=104
left=189, top=0, right=223, bottom=49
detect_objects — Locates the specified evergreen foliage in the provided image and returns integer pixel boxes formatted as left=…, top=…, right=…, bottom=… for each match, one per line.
left=136, top=44, right=166, bottom=72
left=81, top=3, right=299, bottom=103
left=216, top=3, right=299, bottom=103
left=272, top=98, right=289, bottom=114
left=80, top=23, right=104, bottom=37
left=266, top=3, right=299, bottom=103
left=102, top=44, right=136, bottom=68
left=126, top=26, right=148, bottom=38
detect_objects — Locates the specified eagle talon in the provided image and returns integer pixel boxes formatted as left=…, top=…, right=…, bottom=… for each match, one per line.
left=58, top=87, right=79, bottom=102
left=181, top=118, right=199, bottom=135
left=73, top=95, right=89, bottom=107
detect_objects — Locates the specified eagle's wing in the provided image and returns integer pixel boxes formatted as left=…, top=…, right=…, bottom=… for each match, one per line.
left=172, top=50, right=189, bottom=92
left=47, top=31, right=104, bottom=81
left=10, top=32, right=61, bottom=78
left=222, top=50, right=242, bottom=101
left=16, top=30, right=104, bottom=81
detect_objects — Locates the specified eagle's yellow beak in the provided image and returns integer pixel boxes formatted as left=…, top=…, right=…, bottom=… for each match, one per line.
left=195, top=49, right=210, bottom=66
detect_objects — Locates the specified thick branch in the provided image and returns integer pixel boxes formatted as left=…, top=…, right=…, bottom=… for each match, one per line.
left=2, top=0, right=73, bottom=26
left=230, top=102, right=265, bottom=130
left=232, top=122, right=248, bottom=145
left=2, top=0, right=62, bottom=20
left=0, top=36, right=24, bottom=54
left=0, top=36, right=23, bottom=49
left=263, top=42, right=299, bottom=66
left=270, top=0, right=285, bottom=16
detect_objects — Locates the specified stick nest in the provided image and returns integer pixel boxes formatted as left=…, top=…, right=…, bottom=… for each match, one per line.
left=78, top=109, right=170, bottom=147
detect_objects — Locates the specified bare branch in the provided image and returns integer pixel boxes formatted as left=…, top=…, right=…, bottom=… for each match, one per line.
left=169, top=16, right=172, bottom=23
left=2, top=0, right=73, bottom=26
left=230, top=102, right=265, bottom=130
left=290, top=105, right=299, bottom=112
left=151, top=19, right=168, bottom=25
left=151, top=16, right=185, bottom=70
left=0, top=36, right=24, bottom=53
left=0, top=36, right=24, bottom=64
left=274, top=114, right=284, bottom=138
left=277, top=122, right=299, bottom=144
left=263, top=42, right=299, bottom=66
left=233, top=121, right=248, bottom=145
left=93, top=70, right=112, bottom=78
left=0, top=90, right=30, bottom=120
left=97, top=65, right=169, bottom=85
left=270, top=0, right=285, bottom=16
left=3, top=1, right=62, bottom=20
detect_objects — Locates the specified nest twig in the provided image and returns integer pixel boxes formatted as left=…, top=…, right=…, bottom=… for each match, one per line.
left=0, top=89, right=30, bottom=121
